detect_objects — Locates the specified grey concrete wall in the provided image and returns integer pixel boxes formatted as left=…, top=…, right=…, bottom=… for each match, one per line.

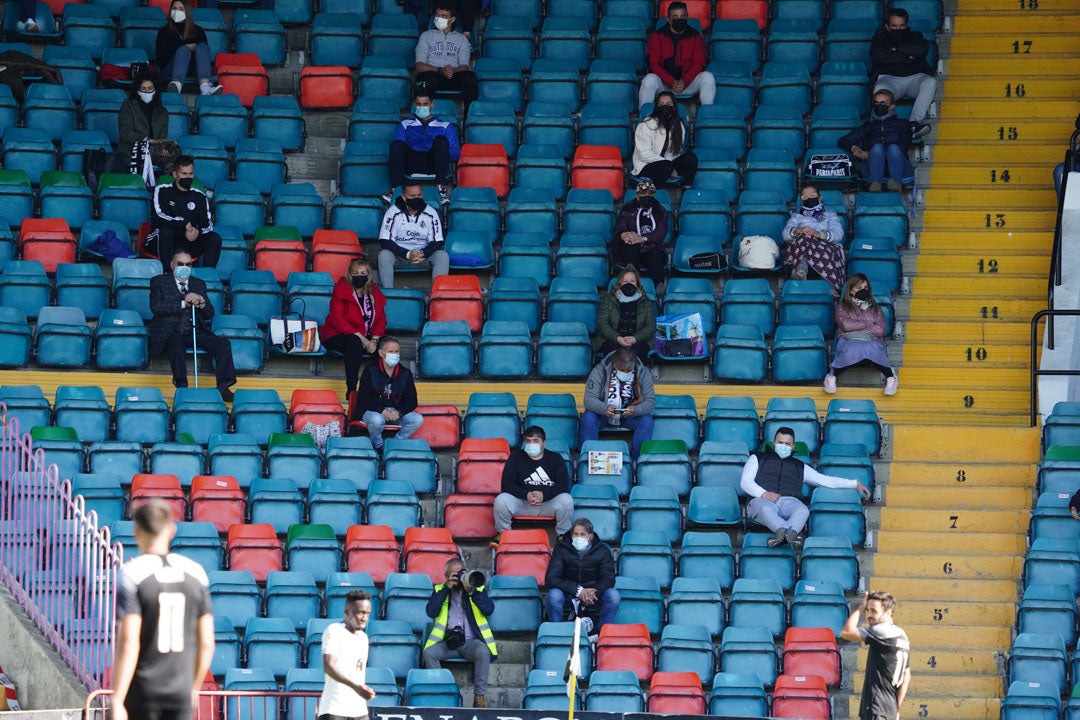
left=1038, top=172, right=1080, bottom=421
left=0, top=583, right=90, bottom=710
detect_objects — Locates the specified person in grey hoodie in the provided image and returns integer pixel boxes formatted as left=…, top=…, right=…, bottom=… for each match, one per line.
left=413, top=0, right=478, bottom=114
left=580, top=347, right=655, bottom=458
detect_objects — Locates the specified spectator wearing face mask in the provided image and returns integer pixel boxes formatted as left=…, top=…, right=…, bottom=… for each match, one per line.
left=580, top=347, right=655, bottom=459
left=782, top=185, right=846, bottom=293
left=384, top=88, right=460, bottom=207
left=352, top=336, right=424, bottom=451
left=118, top=74, right=181, bottom=175
left=638, top=2, right=715, bottom=107
left=156, top=0, right=223, bottom=97
left=826, top=274, right=898, bottom=396
left=320, top=258, right=386, bottom=399
left=631, top=91, right=698, bottom=190
left=413, top=0, right=478, bottom=115
left=870, top=7, right=935, bottom=137
left=594, top=265, right=656, bottom=362
left=377, top=183, right=447, bottom=288
left=493, top=426, right=574, bottom=538
left=147, top=155, right=222, bottom=267
left=741, top=427, right=870, bottom=549
left=837, top=89, right=913, bottom=193
left=545, top=518, right=619, bottom=641
left=612, top=180, right=669, bottom=288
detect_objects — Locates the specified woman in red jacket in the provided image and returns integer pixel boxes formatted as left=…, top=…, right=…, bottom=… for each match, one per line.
left=320, top=258, right=387, bottom=397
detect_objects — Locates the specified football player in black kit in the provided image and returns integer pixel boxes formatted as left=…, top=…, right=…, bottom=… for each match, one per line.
left=842, top=590, right=911, bottom=720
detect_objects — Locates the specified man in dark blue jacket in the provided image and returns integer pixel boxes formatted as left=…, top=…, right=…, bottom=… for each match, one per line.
left=870, top=8, right=935, bottom=136
left=385, top=88, right=460, bottom=207
left=544, top=518, right=619, bottom=640
left=837, top=90, right=913, bottom=193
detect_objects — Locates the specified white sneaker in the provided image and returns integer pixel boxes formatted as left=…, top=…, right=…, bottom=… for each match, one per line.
left=200, top=81, right=224, bottom=95
left=884, top=375, right=899, bottom=396
left=168, top=80, right=183, bottom=94
left=823, top=374, right=836, bottom=394
left=17, top=18, right=39, bottom=32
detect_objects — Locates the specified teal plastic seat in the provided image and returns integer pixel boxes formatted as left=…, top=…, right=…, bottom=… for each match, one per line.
left=790, top=579, right=849, bottom=636
left=537, top=321, right=592, bottom=379
left=678, top=531, right=734, bottom=589
left=728, top=578, right=786, bottom=637
left=418, top=321, right=474, bottom=379
left=616, top=530, right=674, bottom=590
left=712, top=324, right=767, bottom=382
left=666, top=577, right=724, bottom=637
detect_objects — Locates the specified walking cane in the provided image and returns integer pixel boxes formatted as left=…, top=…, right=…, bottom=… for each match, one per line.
left=191, top=303, right=200, bottom=388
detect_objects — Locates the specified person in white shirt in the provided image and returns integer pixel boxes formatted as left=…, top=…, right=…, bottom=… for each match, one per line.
left=377, top=183, right=448, bottom=288
left=319, top=590, right=376, bottom=720
left=414, top=0, right=478, bottom=114
left=741, top=427, right=871, bottom=548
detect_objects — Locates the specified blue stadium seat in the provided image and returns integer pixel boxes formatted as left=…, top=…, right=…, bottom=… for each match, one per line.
left=586, top=669, right=645, bottom=713
left=234, top=139, right=287, bottom=196
left=366, top=481, right=421, bottom=538
left=710, top=671, right=769, bottom=717
left=23, top=84, right=76, bottom=143
left=232, top=10, right=287, bottom=65
left=678, top=531, right=735, bottom=589
left=667, top=577, right=725, bottom=637
left=486, top=575, right=542, bottom=634
left=617, top=531, right=674, bottom=590
left=306, top=479, right=362, bottom=536
left=563, top=188, right=617, bottom=237
left=658, top=624, right=715, bottom=686
left=800, top=536, right=859, bottom=591
left=324, top=572, right=380, bottom=619
left=212, top=615, right=242, bottom=676
left=740, top=532, right=796, bottom=590
left=480, top=15, right=535, bottom=71
left=244, top=616, right=301, bottom=677
left=535, top=621, right=593, bottom=680
left=708, top=19, right=762, bottom=71
left=62, top=4, right=115, bottom=61
left=847, top=236, right=903, bottom=294
left=3, top=128, right=56, bottom=185
left=570, top=484, right=622, bottom=543
left=418, top=321, right=474, bottom=379
left=118, top=6, right=166, bottom=57
left=224, top=667, right=280, bottom=720
left=771, top=325, right=828, bottom=383
left=742, top=148, right=798, bottom=204
left=524, top=669, right=578, bottom=711
left=230, top=270, right=283, bottom=326
left=720, top=626, right=777, bottom=688
left=808, top=487, right=866, bottom=546
left=790, top=580, right=849, bottom=636
left=525, top=393, right=580, bottom=451
left=1025, top=538, right=1080, bottom=596
left=522, top=101, right=575, bottom=158
left=712, top=325, right=768, bottom=383
left=171, top=521, right=224, bottom=574
left=537, top=321, right=593, bottom=379
left=210, top=570, right=262, bottom=628
left=112, top=386, right=168, bottom=445
left=576, top=439, right=632, bottom=497
left=79, top=89, right=127, bottom=145
left=751, top=104, right=806, bottom=161
left=463, top=392, right=520, bottom=447
left=213, top=315, right=266, bottom=372
left=270, top=183, right=324, bottom=238
left=1009, top=633, right=1067, bottom=698
left=686, top=485, right=743, bottom=528
left=149, top=441, right=205, bottom=487
left=324, top=437, right=379, bottom=493
left=311, top=12, right=364, bottom=66
left=475, top=57, right=525, bottom=110
left=478, top=320, right=532, bottom=379
left=249, top=477, right=305, bottom=534
left=367, top=619, right=421, bottom=680
left=626, top=485, right=683, bottom=543
left=173, top=387, right=229, bottom=444
left=230, top=390, right=288, bottom=443
left=266, top=433, right=321, bottom=487
left=824, top=18, right=876, bottom=65
left=763, top=397, right=820, bottom=452
left=694, top=103, right=750, bottom=160
left=464, top=101, right=518, bottom=158
left=383, top=573, right=435, bottom=634
left=0, top=308, right=36, bottom=366
left=766, top=20, right=820, bottom=72
left=405, top=668, right=462, bottom=708
left=585, top=59, right=637, bottom=111
left=94, top=309, right=149, bottom=370
left=383, top=438, right=438, bottom=495
left=34, top=306, right=91, bottom=368
left=252, top=96, right=305, bottom=151
left=555, top=233, right=610, bottom=288
left=728, top=578, right=787, bottom=637
left=356, top=55, right=412, bottom=108
left=579, top=103, right=632, bottom=158
left=546, top=277, right=600, bottom=333
left=596, top=15, right=647, bottom=71
left=1000, top=679, right=1061, bottom=720
left=514, top=144, right=568, bottom=201
left=265, top=570, right=321, bottom=630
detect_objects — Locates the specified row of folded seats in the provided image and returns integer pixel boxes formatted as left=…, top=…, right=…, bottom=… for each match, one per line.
left=1001, top=402, right=1080, bottom=716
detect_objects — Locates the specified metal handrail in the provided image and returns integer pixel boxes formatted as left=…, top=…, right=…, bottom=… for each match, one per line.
left=1045, top=118, right=1080, bottom=350
left=1030, top=308, right=1080, bottom=426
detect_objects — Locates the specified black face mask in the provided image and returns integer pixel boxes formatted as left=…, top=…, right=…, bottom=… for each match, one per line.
left=351, top=274, right=369, bottom=289
left=638, top=196, right=658, bottom=207
left=405, top=197, right=426, bottom=212
left=669, top=17, right=688, bottom=32
left=854, top=288, right=871, bottom=301
left=620, top=282, right=638, bottom=296
left=872, top=103, right=890, bottom=117
left=655, top=105, right=675, bottom=121
left=175, top=177, right=193, bottom=191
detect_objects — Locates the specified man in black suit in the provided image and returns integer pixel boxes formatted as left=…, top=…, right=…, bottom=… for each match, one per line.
left=149, top=249, right=236, bottom=401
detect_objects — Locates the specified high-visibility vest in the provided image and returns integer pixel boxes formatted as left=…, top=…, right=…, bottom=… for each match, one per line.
left=423, top=584, right=497, bottom=657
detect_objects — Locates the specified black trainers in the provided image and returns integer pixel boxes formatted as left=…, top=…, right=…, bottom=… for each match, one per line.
left=766, top=528, right=787, bottom=548
left=911, top=121, right=931, bottom=139
left=784, top=529, right=802, bottom=549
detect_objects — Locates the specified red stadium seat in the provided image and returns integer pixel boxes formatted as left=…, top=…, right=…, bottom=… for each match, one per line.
left=659, top=0, right=712, bottom=31
left=344, top=524, right=401, bottom=583
left=403, top=527, right=460, bottom=583
left=494, top=529, right=551, bottom=586
left=226, top=524, right=283, bottom=582
left=571, top=145, right=625, bottom=201
left=254, top=239, right=306, bottom=282
left=290, top=389, right=346, bottom=433
left=771, top=674, right=830, bottom=720
left=299, top=66, right=355, bottom=109
left=457, top=144, right=510, bottom=199
left=20, top=218, right=76, bottom=274
left=782, top=627, right=841, bottom=687
left=411, top=404, right=462, bottom=449
left=189, top=475, right=246, bottom=533
left=198, top=672, right=220, bottom=720
left=455, top=438, right=511, bottom=495
left=129, top=473, right=186, bottom=521
left=716, top=0, right=768, bottom=29
left=648, top=671, right=705, bottom=715
left=428, top=274, right=484, bottom=332
left=214, top=55, right=268, bottom=108
left=443, top=494, right=497, bottom=540
left=597, top=623, right=655, bottom=681
left=311, top=229, right=364, bottom=278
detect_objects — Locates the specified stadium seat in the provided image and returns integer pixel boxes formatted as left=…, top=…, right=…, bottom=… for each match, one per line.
left=626, top=486, right=682, bottom=544
left=721, top=626, right=778, bottom=687
left=1000, top=680, right=1061, bottom=720
left=524, top=668, right=580, bottom=711
left=1017, top=584, right=1077, bottom=644
left=554, top=234, right=610, bottom=289
left=729, top=578, right=787, bottom=637
left=226, top=523, right=284, bottom=582
left=571, top=145, right=625, bottom=201
left=478, top=320, right=532, bottom=379
left=30, top=426, right=85, bottom=481
left=667, top=577, right=725, bottom=638
left=576, top=440, right=632, bottom=498
left=209, top=570, right=262, bottom=628
left=596, top=623, right=654, bottom=681
left=149, top=440, right=205, bottom=487
left=418, top=321, right=474, bottom=379
left=463, top=393, right=521, bottom=448
left=402, top=527, right=459, bottom=583
left=54, top=388, right=110, bottom=445
left=130, top=473, right=186, bottom=521
left=383, top=572, right=435, bottom=634
left=299, top=65, right=354, bottom=110
left=324, top=572, right=380, bottom=620
left=480, top=15, right=535, bottom=72
left=648, top=671, right=705, bottom=715
left=367, top=619, right=420, bottom=681
left=34, top=307, right=91, bottom=368
left=404, top=668, right=461, bottom=708
left=428, top=275, right=484, bottom=332
left=712, top=325, right=768, bottom=383
left=230, top=390, right=288, bottom=442
left=265, top=432, right=321, bottom=487
left=658, top=624, right=715, bottom=686
left=464, top=104, right=518, bottom=159
left=771, top=674, right=829, bottom=720
left=244, top=616, right=301, bottom=677
left=494, top=528, right=551, bottom=586
left=173, top=388, right=229, bottom=444
left=763, top=397, right=821, bottom=453
left=249, top=477, right=305, bottom=533
left=710, top=672, right=768, bottom=717
left=782, top=627, right=840, bottom=686
left=740, top=533, right=796, bottom=590
left=213, top=315, right=266, bottom=373
left=524, top=393, right=581, bottom=451
left=635, top=440, right=693, bottom=496
left=695, top=440, right=751, bottom=493
left=617, top=531, right=674, bottom=590
left=537, top=321, right=593, bottom=379
left=94, top=310, right=151, bottom=369
left=800, top=536, right=860, bottom=592
left=522, top=102, right=575, bottom=159
left=1009, top=633, right=1067, bottom=697
left=344, top=525, right=400, bottom=583
left=265, top=570, right=320, bottom=630
left=366, top=481, right=422, bottom=538
left=790, top=580, right=849, bottom=636
left=486, top=575, right=542, bottom=634
left=305, top=478, right=362, bottom=536
left=190, top=475, right=246, bottom=533
left=586, top=670, right=645, bottom=713
left=534, top=622, right=593, bottom=681
left=808, top=487, right=866, bottom=546
left=772, top=325, right=828, bottom=382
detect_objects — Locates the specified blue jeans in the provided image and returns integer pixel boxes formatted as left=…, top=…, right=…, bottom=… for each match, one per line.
left=866, top=143, right=913, bottom=183
left=546, top=587, right=621, bottom=631
left=361, top=409, right=423, bottom=449
left=164, top=43, right=213, bottom=83
left=579, top=410, right=654, bottom=458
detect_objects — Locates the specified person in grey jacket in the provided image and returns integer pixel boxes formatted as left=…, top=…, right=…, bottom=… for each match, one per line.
left=413, top=0, right=477, bottom=114
left=579, top=347, right=655, bottom=458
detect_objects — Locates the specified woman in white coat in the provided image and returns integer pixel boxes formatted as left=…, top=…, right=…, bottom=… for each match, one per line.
left=631, top=91, right=698, bottom=189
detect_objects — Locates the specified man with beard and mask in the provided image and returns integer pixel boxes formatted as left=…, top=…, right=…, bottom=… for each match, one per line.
left=612, top=181, right=670, bottom=287
left=493, top=426, right=574, bottom=538
left=781, top=184, right=847, bottom=292
left=147, top=155, right=222, bottom=267
left=631, top=91, right=698, bottom=190
left=837, top=90, right=913, bottom=193
left=841, top=591, right=911, bottom=720
left=377, top=182, right=447, bottom=288
left=149, top=249, right=236, bottom=399
left=545, top=518, right=619, bottom=642
left=870, top=8, right=935, bottom=138
left=580, top=347, right=655, bottom=459
left=413, top=1, right=478, bottom=115
left=352, top=336, right=423, bottom=451
left=741, top=427, right=871, bottom=548
left=638, top=2, right=715, bottom=107
left=385, top=88, right=460, bottom=207
left=594, top=265, right=656, bottom=361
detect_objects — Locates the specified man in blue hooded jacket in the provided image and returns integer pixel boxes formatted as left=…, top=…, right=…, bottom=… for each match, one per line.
left=384, top=88, right=460, bottom=207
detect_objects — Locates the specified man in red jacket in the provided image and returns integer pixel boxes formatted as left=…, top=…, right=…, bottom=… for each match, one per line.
left=638, top=2, right=715, bottom=107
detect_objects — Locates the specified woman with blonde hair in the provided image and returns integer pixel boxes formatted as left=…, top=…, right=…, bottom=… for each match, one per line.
left=320, top=258, right=388, bottom=397
left=825, top=273, right=897, bottom=396
left=156, top=0, right=223, bottom=96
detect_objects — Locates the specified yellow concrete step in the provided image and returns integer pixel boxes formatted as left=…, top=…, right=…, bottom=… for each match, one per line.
left=921, top=188, right=1059, bottom=209
left=916, top=230, right=1053, bottom=252
left=945, top=77, right=1080, bottom=100
left=886, top=463, right=1035, bottom=488
left=903, top=321, right=1034, bottom=344
left=931, top=144, right=1068, bottom=164
left=884, top=486, right=1032, bottom=509
left=890, top=425, right=1040, bottom=462
left=953, top=15, right=1080, bottom=34
left=920, top=208, right=1056, bottom=232
left=906, top=298, right=1044, bottom=324
left=929, top=164, right=1053, bottom=188
left=879, top=508, right=1029, bottom=534
left=947, top=56, right=1080, bottom=76
left=897, top=367, right=1035, bottom=389
left=915, top=253, right=1049, bottom=278
left=898, top=624, right=1013, bottom=651
left=936, top=120, right=1079, bottom=143
left=868, top=576, right=1018, bottom=603
left=876, top=530, right=1027, bottom=555
left=892, top=601, right=1016, bottom=629
left=938, top=99, right=1080, bottom=121
left=847, top=695, right=999, bottom=720
left=901, top=342, right=1033, bottom=367
left=872, top=553, right=1022, bottom=581
left=911, top=274, right=1049, bottom=297
left=851, top=672, right=1004, bottom=697
left=959, top=0, right=1077, bottom=10
left=858, top=647, right=999, bottom=677
left=949, top=35, right=1080, bottom=56
left=845, top=388, right=1030, bottom=415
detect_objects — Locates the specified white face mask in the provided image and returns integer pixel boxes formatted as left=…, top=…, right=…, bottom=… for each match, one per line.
left=523, top=442, right=542, bottom=458
left=774, top=443, right=793, bottom=459
left=571, top=537, right=589, bottom=552
left=170, top=9, right=186, bottom=22
left=383, top=352, right=400, bottom=368
left=615, top=369, right=634, bottom=383
left=434, top=16, right=451, bottom=30
left=138, top=90, right=155, bottom=104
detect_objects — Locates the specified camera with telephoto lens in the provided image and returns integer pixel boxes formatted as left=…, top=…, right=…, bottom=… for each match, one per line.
left=445, top=625, right=466, bottom=650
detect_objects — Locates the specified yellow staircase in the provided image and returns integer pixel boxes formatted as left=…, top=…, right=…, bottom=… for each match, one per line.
left=849, top=0, right=1080, bottom=717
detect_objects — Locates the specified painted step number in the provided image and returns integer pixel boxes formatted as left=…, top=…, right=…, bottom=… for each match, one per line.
left=985, top=213, right=1007, bottom=228
left=977, top=259, right=999, bottom=273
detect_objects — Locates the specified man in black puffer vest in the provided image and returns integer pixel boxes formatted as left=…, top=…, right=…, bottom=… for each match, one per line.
left=741, top=427, right=871, bottom=548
